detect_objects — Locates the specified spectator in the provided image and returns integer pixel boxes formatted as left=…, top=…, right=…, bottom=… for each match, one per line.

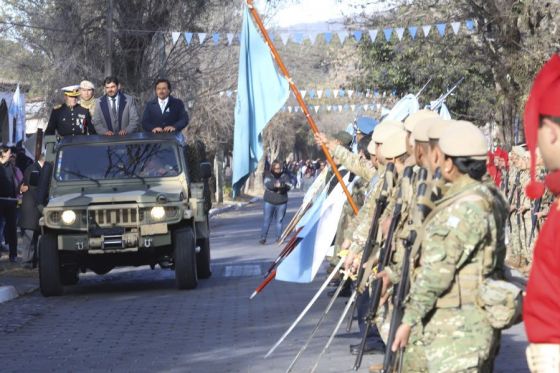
left=18, top=154, right=45, bottom=268
left=259, top=160, right=293, bottom=245
left=0, top=146, right=19, bottom=262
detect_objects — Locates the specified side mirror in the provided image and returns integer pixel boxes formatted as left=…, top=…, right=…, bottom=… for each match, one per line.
left=200, top=161, right=212, bottom=180
left=29, top=170, right=41, bottom=187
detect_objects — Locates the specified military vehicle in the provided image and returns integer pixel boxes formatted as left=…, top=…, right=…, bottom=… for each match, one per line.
left=35, top=133, right=212, bottom=296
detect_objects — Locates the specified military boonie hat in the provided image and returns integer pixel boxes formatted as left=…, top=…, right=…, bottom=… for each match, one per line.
left=404, top=109, right=439, bottom=132
left=62, top=85, right=80, bottom=97
left=380, top=129, right=408, bottom=159
left=413, top=117, right=451, bottom=142
left=428, top=118, right=455, bottom=141
left=439, top=121, right=488, bottom=160
left=79, top=80, right=95, bottom=90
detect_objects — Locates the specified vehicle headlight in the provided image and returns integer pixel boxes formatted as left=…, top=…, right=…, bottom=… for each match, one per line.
left=61, top=210, right=77, bottom=225
left=150, top=206, right=166, bottom=221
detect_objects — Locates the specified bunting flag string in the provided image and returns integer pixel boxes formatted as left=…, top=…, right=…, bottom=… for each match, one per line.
left=215, top=87, right=399, bottom=99
left=166, top=19, right=475, bottom=48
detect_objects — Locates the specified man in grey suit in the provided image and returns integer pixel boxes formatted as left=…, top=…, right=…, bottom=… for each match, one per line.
left=92, top=76, right=140, bottom=135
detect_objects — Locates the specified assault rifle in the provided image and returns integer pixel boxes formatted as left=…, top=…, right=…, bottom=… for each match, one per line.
left=354, top=166, right=414, bottom=370
left=345, top=163, right=395, bottom=332
left=382, top=168, right=439, bottom=373
left=507, top=171, right=521, bottom=234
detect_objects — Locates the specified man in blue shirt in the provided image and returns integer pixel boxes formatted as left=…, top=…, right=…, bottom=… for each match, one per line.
left=141, top=79, right=189, bottom=133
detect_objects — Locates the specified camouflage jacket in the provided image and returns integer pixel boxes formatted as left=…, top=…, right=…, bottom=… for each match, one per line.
left=332, top=145, right=377, bottom=181
left=402, top=175, right=508, bottom=327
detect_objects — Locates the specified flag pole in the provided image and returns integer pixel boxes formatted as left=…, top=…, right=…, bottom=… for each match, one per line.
left=245, top=0, right=359, bottom=215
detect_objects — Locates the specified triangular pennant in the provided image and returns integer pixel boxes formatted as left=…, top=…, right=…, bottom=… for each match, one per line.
left=348, top=89, right=354, bottom=98
left=374, top=89, right=379, bottom=97
left=451, top=21, right=461, bottom=35
left=198, top=32, right=207, bottom=44
left=337, top=31, right=348, bottom=44
left=368, top=29, right=378, bottom=42
left=171, top=32, right=181, bottom=45
left=301, top=90, right=306, bottom=99
left=219, top=91, right=224, bottom=97
left=325, top=88, right=331, bottom=98
left=436, top=23, right=446, bottom=37
left=339, top=89, right=345, bottom=97
left=314, top=105, right=320, bottom=113
left=324, top=32, right=332, bottom=44
left=280, top=33, right=290, bottom=45
left=226, top=90, right=233, bottom=97
left=353, top=31, right=362, bottom=42
left=327, top=105, right=332, bottom=112
left=366, top=89, right=371, bottom=98
left=465, top=19, right=475, bottom=31
left=408, top=26, right=418, bottom=40
left=343, top=104, right=349, bottom=112
left=333, top=89, right=339, bottom=98
left=288, top=106, right=293, bottom=113
left=212, top=32, right=220, bottom=45
left=338, top=105, right=343, bottom=112
left=422, top=25, right=431, bottom=37
left=308, top=32, right=319, bottom=45
left=184, top=32, right=193, bottom=45
left=227, top=33, right=234, bottom=45
left=350, top=104, right=356, bottom=112
left=309, top=89, right=316, bottom=99
left=293, top=32, right=304, bottom=44
left=188, top=100, right=194, bottom=108
left=383, top=28, right=392, bottom=42
left=295, top=107, right=300, bottom=113
left=317, top=89, right=323, bottom=99
left=396, top=27, right=405, bottom=41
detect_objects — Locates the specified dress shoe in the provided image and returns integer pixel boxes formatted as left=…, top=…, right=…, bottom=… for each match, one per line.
left=258, top=239, right=266, bottom=245
left=350, top=343, right=385, bottom=355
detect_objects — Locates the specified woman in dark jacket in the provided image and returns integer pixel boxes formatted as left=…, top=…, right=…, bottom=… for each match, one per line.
left=259, top=160, right=292, bottom=244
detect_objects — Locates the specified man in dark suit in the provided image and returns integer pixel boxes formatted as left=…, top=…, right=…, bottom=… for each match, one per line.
left=92, top=76, right=140, bottom=136
left=141, top=79, right=189, bottom=133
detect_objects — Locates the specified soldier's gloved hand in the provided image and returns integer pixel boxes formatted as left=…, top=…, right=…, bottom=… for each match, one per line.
left=392, top=323, right=412, bottom=352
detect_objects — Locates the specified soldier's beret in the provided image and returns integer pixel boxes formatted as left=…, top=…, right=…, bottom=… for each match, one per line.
left=404, top=109, right=439, bottom=132
left=427, top=118, right=455, bottom=141
left=413, top=117, right=451, bottom=142
left=79, top=80, right=95, bottom=90
left=439, top=121, right=488, bottom=160
left=380, top=129, right=408, bottom=159
left=332, top=131, right=353, bottom=147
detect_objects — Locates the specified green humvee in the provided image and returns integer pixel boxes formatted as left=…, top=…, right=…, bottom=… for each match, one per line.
left=37, top=133, right=211, bottom=296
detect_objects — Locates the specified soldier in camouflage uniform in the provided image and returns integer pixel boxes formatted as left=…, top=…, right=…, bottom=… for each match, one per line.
left=391, top=121, right=508, bottom=372
left=507, top=147, right=530, bottom=268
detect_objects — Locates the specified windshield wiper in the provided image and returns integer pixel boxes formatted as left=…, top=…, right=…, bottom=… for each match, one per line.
left=61, top=168, right=101, bottom=186
left=127, top=170, right=147, bottom=185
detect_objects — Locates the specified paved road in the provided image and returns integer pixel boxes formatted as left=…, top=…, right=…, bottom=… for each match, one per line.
left=0, top=193, right=530, bottom=372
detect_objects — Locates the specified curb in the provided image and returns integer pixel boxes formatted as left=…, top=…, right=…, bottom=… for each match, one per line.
left=209, top=197, right=260, bottom=218
left=0, top=286, right=19, bottom=304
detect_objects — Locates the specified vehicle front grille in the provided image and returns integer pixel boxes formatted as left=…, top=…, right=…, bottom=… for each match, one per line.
left=88, top=208, right=143, bottom=227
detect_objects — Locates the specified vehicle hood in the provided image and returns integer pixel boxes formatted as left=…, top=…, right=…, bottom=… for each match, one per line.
left=47, top=185, right=183, bottom=208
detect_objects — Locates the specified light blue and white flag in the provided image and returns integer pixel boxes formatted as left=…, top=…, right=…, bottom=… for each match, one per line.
left=232, top=7, right=290, bottom=195
left=383, top=93, right=419, bottom=122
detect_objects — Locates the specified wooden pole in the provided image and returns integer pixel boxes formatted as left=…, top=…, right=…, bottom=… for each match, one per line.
left=245, top=0, right=359, bottom=215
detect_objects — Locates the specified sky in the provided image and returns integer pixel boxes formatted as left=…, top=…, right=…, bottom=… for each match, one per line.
left=254, top=0, right=393, bottom=30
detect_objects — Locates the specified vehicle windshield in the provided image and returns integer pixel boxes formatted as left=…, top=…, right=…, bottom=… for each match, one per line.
left=55, top=142, right=181, bottom=181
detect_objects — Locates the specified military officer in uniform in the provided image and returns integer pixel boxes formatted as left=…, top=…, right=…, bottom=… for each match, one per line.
left=45, top=86, right=95, bottom=136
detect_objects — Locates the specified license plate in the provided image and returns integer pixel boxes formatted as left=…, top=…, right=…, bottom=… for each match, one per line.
left=141, top=223, right=168, bottom=235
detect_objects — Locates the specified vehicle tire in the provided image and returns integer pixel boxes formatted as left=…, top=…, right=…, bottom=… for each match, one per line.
left=174, top=227, right=198, bottom=290
left=39, top=233, right=63, bottom=296
left=60, top=267, right=79, bottom=286
left=196, top=237, right=212, bottom=279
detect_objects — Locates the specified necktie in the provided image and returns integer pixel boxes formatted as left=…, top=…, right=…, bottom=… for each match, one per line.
left=111, top=97, right=117, bottom=117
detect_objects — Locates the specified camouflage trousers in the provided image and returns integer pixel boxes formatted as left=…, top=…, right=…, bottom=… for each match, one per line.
left=406, top=305, right=497, bottom=372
